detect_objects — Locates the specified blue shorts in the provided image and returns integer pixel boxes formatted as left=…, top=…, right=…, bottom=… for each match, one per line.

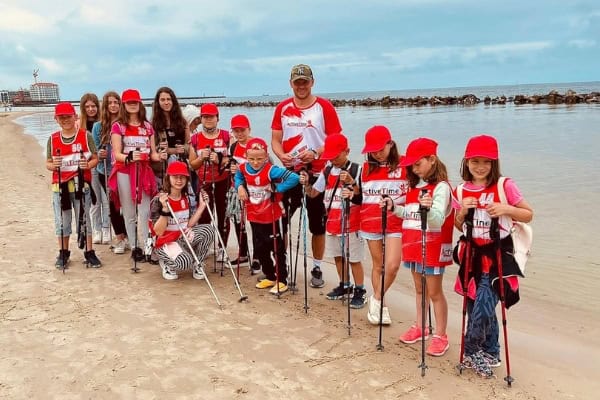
left=403, top=261, right=445, bottom=276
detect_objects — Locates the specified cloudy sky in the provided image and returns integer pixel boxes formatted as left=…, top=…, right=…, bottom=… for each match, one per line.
left=0, top=0, right=598, bottom=100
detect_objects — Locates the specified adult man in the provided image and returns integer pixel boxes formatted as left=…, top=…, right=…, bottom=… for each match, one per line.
left=271, top=64, right=343, bottom=288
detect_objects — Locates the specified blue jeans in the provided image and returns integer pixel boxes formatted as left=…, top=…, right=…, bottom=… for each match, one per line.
left=52, top=187, right=92, bottom=237
left=465, top=273, right=500, bottom=357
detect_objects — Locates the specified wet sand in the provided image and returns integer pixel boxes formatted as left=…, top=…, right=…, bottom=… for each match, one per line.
left=0, top=112, right=598, bottom=399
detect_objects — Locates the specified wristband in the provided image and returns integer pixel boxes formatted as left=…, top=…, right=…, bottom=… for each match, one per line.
left=159, top=209, right=172, bottom=217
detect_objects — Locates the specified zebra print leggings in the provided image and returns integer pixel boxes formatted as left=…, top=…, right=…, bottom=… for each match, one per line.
left=155, top=224, right=213, bottom=272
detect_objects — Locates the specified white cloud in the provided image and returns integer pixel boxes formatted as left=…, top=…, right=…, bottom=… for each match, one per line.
left=568, top=39, right=596, bottom=48
left=0, top=5, right=50, bottom=33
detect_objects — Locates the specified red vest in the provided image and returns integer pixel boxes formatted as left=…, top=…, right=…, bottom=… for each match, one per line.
left=231, top=141, right=247, bottom=165
left=112, top=122, right=154, bottom=174
left=359, top=162, right=408, bottom=234
left=240, top=162, right=283, bottom=224
left=50, top=129, right=92, bottom=184
left=324, top=166, right=360, bottom=235
left=402, top=182, right=454, bottom=267
left=191, top=130, right=230, bottom=183
left=154, top=196, right=189, bottom=248
left=455, top=182, right=512, bottom=245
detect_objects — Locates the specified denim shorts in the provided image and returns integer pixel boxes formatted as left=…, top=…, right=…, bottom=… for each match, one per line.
left=52, top=187, right=92, bottom=236
left=403, top=261, right=445, bottom=276
left=359, top=230, right=402, bottom=241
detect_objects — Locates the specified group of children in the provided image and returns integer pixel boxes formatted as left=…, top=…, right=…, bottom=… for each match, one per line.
left=46, top=89, right=533, bottom=378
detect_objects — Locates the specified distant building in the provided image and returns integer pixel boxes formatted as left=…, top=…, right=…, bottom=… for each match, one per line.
left=0, top=90, right=9, bottom=103
left=30, top=82, right=60, bottom=102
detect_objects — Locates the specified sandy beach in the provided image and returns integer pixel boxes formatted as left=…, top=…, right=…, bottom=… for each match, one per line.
left=0, top=112, right=598, bottom=400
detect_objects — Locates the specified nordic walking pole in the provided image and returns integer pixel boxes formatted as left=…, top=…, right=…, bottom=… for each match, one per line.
left=101, top=145, right=113, bottom=247
left=343, top=192, right=352, bottom=336
left=270, top=185, right=281, bottom=298
left=301, top=184, right=309, bottom=313
left=291, top=203, right=303, bottom=292
left=205, top=201, right=248, bottom=302
left=491, top=217, right=514, bottom=386
left=458, top=207, right=475, bottom=373
left=377, top=196, right=388, bottom=351
left=418, top=188, right=429, bottom=377
left=131, top=148, right=141, bottom=273
left=166, top=201, right=222, bottom=308
left=76, top=151, right=88, bottom=266
left=201, top=146, right=218, bottom=272
left=56, top=149, right=66, bottom=273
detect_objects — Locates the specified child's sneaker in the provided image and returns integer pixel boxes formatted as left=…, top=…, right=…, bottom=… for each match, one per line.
left=256, top=279, right=276, bottom=289
left=131, top=247, right=146, bottom=262
left=113, top=240, right=126, bottom=254
left=193, top=264, right=206, bottom=280
left=398, top=325, right=429, bottom=344
left=84, top=250, right=102, bottom=268
left=55, top=250, right=71, bottom=269
left=426, top=334, right=449, bottom=356
left=231, top=255, right=249, bottom=265
left=92, top=230, right=102, bottom=244
left=471, top=351, right=494, bottom=378
left=159, top=259, right=178, bottom=280
left=367, top=295, right=391, bottom=325
left=480, top=351, right=501, bottom=368
left=310, top=267, right=325, bottom=288
left=350, top=287, right=367, bottom=309
left=269, top=282, right=288, bottom=295
left=250, top=260, right=261, bottom=275
left=326, top=283, right=353, bottom=300
left=102, top=227, right=111, bottom=244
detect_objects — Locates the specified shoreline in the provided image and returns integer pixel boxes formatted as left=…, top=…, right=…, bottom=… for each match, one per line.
left=1, top=113, right=599, bottom=399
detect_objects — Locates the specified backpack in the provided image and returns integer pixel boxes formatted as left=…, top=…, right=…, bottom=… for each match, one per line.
left=456, top=177, right=533, bottom=274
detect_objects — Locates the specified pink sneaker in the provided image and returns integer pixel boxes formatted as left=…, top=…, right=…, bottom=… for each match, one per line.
left=426, top=334, right=449, bottom=356
left=398, top=325, right=429, bottom=344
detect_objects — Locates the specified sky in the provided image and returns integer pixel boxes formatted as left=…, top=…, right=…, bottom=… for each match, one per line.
left=0, top=0, right=598, bottom=100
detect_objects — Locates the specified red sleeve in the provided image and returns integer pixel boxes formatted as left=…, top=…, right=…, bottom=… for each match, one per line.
left=271, top=101, right=284, bottom=130
left=317, top=97, right=342, bottom=135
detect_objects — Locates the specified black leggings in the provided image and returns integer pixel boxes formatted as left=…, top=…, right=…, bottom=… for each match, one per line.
left=198, top=178, right=230, bottom=247
left=251, top=220, right=287, bottom=284
left=98, top=172, right=127, bottom=236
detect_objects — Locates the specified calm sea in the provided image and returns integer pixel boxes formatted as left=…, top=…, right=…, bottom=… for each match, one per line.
left=10, top=81, right=600, bottom=268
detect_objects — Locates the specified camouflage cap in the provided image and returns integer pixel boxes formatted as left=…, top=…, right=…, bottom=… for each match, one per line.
left=290, top=64, right=314, bottom=82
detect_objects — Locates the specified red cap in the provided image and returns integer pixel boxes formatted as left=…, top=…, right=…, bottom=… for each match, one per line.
left=361, top=125, right=392, bottom=154
left=230, top=114, right=250, bottom=129
left=246, top=137, right=268, bottom=152
left=121, top=89, right=141, bottom=103
left=166, top=161, right=190, bottom=177
left=54, top=102, right=76, bottom=116
left=320, top=134, right=348, bottom=160
left=400, top=138, right=438, bottom=167
left=200, top=103, right=219, bottom=116
left=464, top=134, right=498, bottom=160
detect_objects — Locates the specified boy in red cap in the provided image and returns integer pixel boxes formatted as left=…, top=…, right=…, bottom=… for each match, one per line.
left=46, top=102, right=102, bottom=268
left=300, top=134, right=367, bottom=308
left=382, top=137, right=453, bottom=357
left=150, top=161, right=213, bottom=280
left=234, top=138, right=299, bottom=294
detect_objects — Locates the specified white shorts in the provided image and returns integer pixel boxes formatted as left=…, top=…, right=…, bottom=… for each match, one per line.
left=325, top=232, right=365, bottom=263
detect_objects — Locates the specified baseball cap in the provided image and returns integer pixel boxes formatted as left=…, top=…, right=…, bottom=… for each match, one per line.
left=200, top=103, right=219, bottom=116
left=400, top=138, right=438, bottom=167
left=320, top=134, right=348, bottom=160
left=464, top=134, right=499, bottom=160
left=246, top=137, right=268, bottom=152
left=230, top=114, right=250, bottom=129
left=361, top=125, right=392, bottom=154
left=54, top=102, right=76, bottom=116
left=290, top=64, right=314, bottom=82
left=121, top=89, right=141, bottom=103
left=166, top=161, right=190, bottom=177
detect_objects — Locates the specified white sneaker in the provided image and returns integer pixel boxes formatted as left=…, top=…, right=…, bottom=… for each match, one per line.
left=102, top=227, right=111, bottom=244
left=159, top=259, right=178, bottom=280
left=92, top=231, right=102, bottom=244
left=113, top=240, right=126, bottom=255
left=124, top=238, right=132, bottom=250
left=193, top=264, right=206, bottom=280
left=367, top=295, right=392, bottom=325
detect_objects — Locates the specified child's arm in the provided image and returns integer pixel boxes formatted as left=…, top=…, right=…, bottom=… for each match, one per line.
left=487, top=178, right=533, bottom=223
left=270, top=166, right=299, bottom=192
left=234, top=169, right=249, bottom=201
left=298, top=170, right=322, bottom=198
left=423, top=183, right=452, bottom=229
